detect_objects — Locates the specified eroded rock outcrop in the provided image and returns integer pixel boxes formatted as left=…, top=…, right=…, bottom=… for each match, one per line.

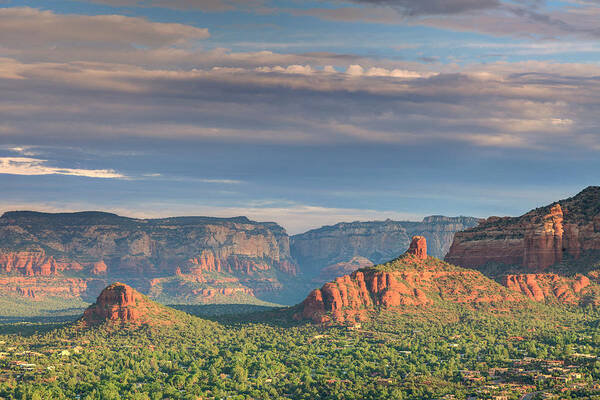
left=0, top=276, right=104, bottom=300
left=316, top=256, right=374, bottom=283
left=446, top=187, right=600, bottom=272
left=81, top=282, right=165, bottom=326
left=185, top=250, right=275, bottom=275
left=297, top=237, right=522, bottom=324
left=523, top=204, right=565, bottom=270
left=502, top=273, right=591, bottom=304
left=91, top=260, right=108, bottom=275
left=0, top=251, right=60, bottom=276
left=407, top=236, right=427, bottom=260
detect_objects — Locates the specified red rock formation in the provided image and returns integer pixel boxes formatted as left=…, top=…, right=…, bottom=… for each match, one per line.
left=0, top=276, right=95, bottom=300
left=502, top=273, right=592, bottom=304
left=446, top=187, right=600, bottom=271
left=297, top=238, right=522, bottom=324
left=185, top=250, right=289, bottom=275
left=523, top=204, right=564, bottom=270
left=82, top=282, right=148, bottom=325
left=407, top=236, right=427, bottom=260
left=193, top=287, right=255, bottom=299
left=0, top=211, right=299, bottom=303
left=316, top=256, right=374, bottom=283
left=0, top=251, right=60, bottom=276
left=91, top=260, right=108, bottom=275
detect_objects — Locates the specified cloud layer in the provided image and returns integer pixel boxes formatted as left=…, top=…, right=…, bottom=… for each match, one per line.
left=1, top=4, right=599, bottom=230
left=1, top=53, right=598, bottom=151
left=350, top=0, right=501, bottom=16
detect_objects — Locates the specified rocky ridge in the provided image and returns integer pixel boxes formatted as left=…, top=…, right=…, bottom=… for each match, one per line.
left=446, top=187, right=600, bottom=271
left=0, top=211, right=478, bottom=305
left=296, top=237, right=524, bottom=324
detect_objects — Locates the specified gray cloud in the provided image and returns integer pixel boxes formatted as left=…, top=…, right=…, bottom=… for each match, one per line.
left=294, top=0, right=600, bottom=40
left=1, top=7, right=599, bottom=156
left=0, top=8, right=375, bottom=69
left=1, top=56, right=599, bottom=152
left=85, top=0, right=267, bottom=11
left=0, top=7, right=209, bottom=49
left=349, top=0, right=501, bottom=16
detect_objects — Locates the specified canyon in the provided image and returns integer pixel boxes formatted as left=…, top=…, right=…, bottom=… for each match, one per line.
left=291, top=216, right=479, bottom=280
left=0, top=211, right=476, bottom=306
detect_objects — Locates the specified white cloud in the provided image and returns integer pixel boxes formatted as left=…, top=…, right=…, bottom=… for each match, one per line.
left=346, top=64, right=365, bottom=76
left=0, top=157, right=126, bottom=179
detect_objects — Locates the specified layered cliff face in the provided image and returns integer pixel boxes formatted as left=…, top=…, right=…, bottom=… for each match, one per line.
left=444, top=187, right=600, bottom=305
left=0, top=276, right=104, bottom=301
left=446, top=186, right=600, bottom=272
left=296, top=237, right=524, bottom=324
left=291, top=216, right=479, bottom=280
left=0, top=211, right=297, bottom=303
left=80, top=282, right=180, bottom=327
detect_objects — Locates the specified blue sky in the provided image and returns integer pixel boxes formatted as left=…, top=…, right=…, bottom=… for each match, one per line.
left=1, top=0, right=599, bottom=233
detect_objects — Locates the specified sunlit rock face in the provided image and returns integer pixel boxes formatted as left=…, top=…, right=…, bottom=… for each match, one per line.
left=296, top=237, right=523, bottom=324
left=82, top=282, right=146, bottom=326
left=446, top=187, right=600, bottom=272
left=444, top=187, right=600, bottom=306
left=407, top=236, right=427, bottom=260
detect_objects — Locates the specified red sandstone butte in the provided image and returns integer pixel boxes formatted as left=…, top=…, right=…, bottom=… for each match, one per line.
left=297, top=237, right=521, bottom=324
left=82, top=282, right=146, bottom=325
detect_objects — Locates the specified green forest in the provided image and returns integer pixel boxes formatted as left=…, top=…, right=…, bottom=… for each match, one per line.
left=3, top=303, right=600, bottom=400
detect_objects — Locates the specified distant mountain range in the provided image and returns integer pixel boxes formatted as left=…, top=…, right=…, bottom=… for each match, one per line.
left=0, top=211, right=478, bottom=308
left=6, top=186, right=600, bottom=324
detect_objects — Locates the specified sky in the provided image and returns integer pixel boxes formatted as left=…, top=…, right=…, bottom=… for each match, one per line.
left=1, top=0, right=600, bottom=234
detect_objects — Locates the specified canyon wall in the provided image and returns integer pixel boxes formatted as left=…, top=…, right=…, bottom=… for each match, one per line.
left=446, top=186, right=600, bottom=272
left=0, top=211, right=297, bottom=302
left=0, top=211, right=479, bottom=305
left=291, top=216, right=479, bottom=279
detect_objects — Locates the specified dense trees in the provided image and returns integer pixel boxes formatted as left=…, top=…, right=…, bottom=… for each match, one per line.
left=1, top=305, right=600, bottom=399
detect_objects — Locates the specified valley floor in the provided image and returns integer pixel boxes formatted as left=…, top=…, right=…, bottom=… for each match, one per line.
left=3, top=305, right=600, bottom=399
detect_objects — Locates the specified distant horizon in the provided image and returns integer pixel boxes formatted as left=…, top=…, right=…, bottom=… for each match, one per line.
left=0, top=207, right=479, bottom=235
left=0, top=184, right=595, bottom=234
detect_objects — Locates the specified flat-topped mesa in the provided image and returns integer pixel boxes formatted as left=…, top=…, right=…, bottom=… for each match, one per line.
left=407, top=236, right=427, bottom=260
left=82, top=282, right=144, bottom=325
